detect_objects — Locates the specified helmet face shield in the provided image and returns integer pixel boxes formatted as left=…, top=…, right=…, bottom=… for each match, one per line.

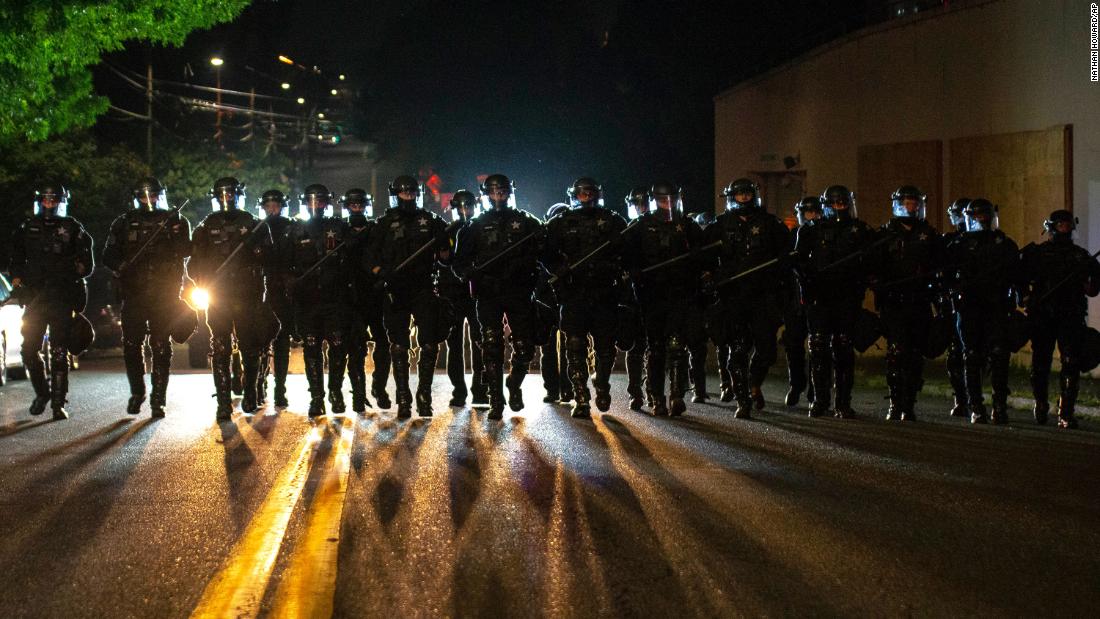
left=648, top=193, right=682, bottom=222
left=133, top=188, right=168, bottom=211
left=796, top=205, right=822, bottom=227
left=389, top=190, right=423, bottom=210
left=34, top=188, right=69, bottom=218
left=480, top=187, right=516, bottom=211
left=627, top=201, right=647, bottom=220
left=343, top=200, right=373, bottom=219
left=298, top=198, right=334, bottom=219
left=892, top=197, right=925, bottom=220
left=964, top=205, right=998, bottom=232
left=947, top=209, right=966, bottom=228
left=568, top=181, right=603, bottom=209
left=211, top=189, right=246, bottom=211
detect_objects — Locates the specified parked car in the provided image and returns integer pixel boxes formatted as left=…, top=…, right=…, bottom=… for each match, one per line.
left=0, top=273, right=26, bottom=384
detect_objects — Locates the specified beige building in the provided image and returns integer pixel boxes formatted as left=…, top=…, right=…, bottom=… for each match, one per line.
left=714, top=0, right=1099, bottom=255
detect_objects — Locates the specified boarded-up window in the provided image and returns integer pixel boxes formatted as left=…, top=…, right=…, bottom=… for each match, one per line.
left=949, top=126, right=1071, bottom=248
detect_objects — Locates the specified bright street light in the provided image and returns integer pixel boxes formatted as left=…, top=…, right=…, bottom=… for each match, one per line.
left=210, top=57, right=224, bottom=67
left=330, top=89, right=338, bottom=96
left=296, top=97, right=305, bottom=104
left=281, top=82, right=291, bottom=90
left=338, top=74, right=346, bottom=81
left=277, top=55, right=294, bottom=65
left=317, top=113, right=325, bottom=119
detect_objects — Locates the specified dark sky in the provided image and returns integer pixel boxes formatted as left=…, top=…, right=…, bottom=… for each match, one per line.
left=106, top=0, right=871, bottom=216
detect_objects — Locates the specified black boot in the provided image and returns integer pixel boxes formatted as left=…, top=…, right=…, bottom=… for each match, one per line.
left=26, top=351, right=50, bottom=416
left=833, top=342, right=857, bottom=419
left=123, top=338, right=146, bottom=415
left=668, top=346, right=688, bottom=417
left=950, top=396, right=968, bottom=418
left=372, top=382, right=392, bottom=410
left=150, top=341, right=171, bottom=418
left=507, top=339, right=533, bottom=413
left=257, top=349, right=270, bottom=405
left=328, top=340, right=348, bottom=414
left=990, top=354, right=1011, bottom=425
left=49, top=346, right=70, bottom=420
left=212, top=345, right=234, bottom=421
left=273, top=334, right=290, bottom=408
left=784, top=347, right=807, bottom=406
left=626, top=348, right=646, bottom=411
left=689, top=344, right=708, bottom=404
left=807, top=336, right=831, bottom=419
left=567, top=336, right=590, bottom=418
left=348, top=343, right=369, bottom=413
left=717, top=346, right=733, bottom=402
left=416, top=343, right=438, bottom=417
left=391, top=343, right=413, bottom=418
left=231, top=348, right=244, bottom=396
left=304, top=345, right=326, bottom=418
left=1056, top=373, right=1079, bottom=429
left=1030, top=368, right=1049, bottom=425
left=241, top=350, right=261, bottom=414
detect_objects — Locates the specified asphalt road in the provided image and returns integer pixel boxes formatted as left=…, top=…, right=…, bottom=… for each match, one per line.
left=0, top=358, right=1098, bottom=618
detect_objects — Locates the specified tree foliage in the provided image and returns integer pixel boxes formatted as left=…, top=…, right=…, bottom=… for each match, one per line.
left=0, top=0, right=251, bottom=143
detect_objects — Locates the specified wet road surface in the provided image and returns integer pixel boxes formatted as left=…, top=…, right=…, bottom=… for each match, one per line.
left=1, top=359, right=1098, bottom=617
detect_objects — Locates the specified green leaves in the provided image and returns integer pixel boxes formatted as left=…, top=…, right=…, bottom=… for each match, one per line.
left=0, top=1, right=251, bottom=142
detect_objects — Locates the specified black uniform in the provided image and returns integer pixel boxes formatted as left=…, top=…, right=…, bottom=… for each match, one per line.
left=102, top=207, right=191, bottom=416
left=453, top=207, right=544, bottom=417
left=543, top=205, right=627, bottom=417
left=942, top=227, right=968, bottom=416
left=622, top=213, right=707, bottom=416
left=872, top=217, right=944, bottom=420
left=945, top=229, right=1020, bottom=424
left=437, top=220, right=485, bottom=406
left=364, top=206, right=449, bottom=417
left=345, top=212, right=392, bottom=411
left=259, top=213, right=295, bottom=408
left=781, top=228, right=809, bottom=407
left=1021, top=236, right=1100, bottom=427
left=9, top=212, right=95, bottom=418
left=705, top=209, right=790, bottom=415
left=286, top=214, right=351, bottom=415
left=793, top=216, right=873, bottom=417
left=189, top=209, right=273, bottom=419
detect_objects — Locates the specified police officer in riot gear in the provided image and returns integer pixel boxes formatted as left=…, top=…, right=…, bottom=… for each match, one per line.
left=189, top=177, right=274, bottom=420
left=622, top=188, right=650, bottom=410
left=102, top=177, right=191, bottom=418
left=543, top=177, right=627, bottom=418
left=943, top=198, right=971, bottom=417
left=537, top=202, right=571, bottom=405
left=256, top=189, right=295, bottom=408
left=364, top=175, right=450, bottom=418
left=783, top=196, right=821, bottom=407
left=439, top=189, right=486, bottom=406
left=622, top=182, right=707, bottom=417
left=453, top=174, right=544, bottom=419
left=342, top=188, right=392, bottom=412
left=286, top=184, right=351, bottom=417
left=945, top=198, right=1020, bottom=425
left=793, top=185, right=874, bottom=418
left=1021, top=210, right=1100, bottom=429
left=704, top=178, right=791, bottom=418
left=8, top=183, right=95, bottom=419
left=871, top=186, right=945, bottom=421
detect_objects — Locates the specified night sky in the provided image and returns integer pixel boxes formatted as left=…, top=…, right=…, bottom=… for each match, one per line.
left=103, top=0, right=871, bottom=216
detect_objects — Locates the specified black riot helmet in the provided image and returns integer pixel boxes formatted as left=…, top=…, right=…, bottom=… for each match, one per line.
left=448, top=189, right=479, bottom=223
left=891, top=185, right=926, bottom=221
left=258, top=189, right=289, bottom=219
left=794, top=196, right=823, bottom=226
left=388, top=175, right=423, bottom=210
left=648, top=181, right=683, bottom=222
left=567, top=177, right=603, bottom=209
left=34, top=183, right=70, bottom=218
left=625, top=186, right=649, bottom=220
left=721, top=178, right=761, bottom=212
left=947, top=198, right=970, bottom=230
left=132, top=177, right=167, bottom=211
left=1043, top=209, right=1077, bottom=238
left=298, top=183, right=333, bottom=219
left=546, top=202, right=570, bottom=220
left=480, top=174, right=516, bottom=210
left=210, top=177, right=245, bottom=211
left=963, top=198, right=999, bottom=232
left=820, top=184, right=857, bottom=221
left=340, top=188, right=374, bottom=218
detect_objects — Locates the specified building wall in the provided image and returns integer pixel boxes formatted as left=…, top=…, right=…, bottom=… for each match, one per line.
left=715, top=0, right=1099, bottom=248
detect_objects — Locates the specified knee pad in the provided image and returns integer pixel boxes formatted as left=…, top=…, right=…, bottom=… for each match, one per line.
left=210, top=336, right=232, bottom=358
left=512, top=339, right=534, bottom=364
left=481, top=328, right=503, bottom=350
left=808, top=334, right=830, bottom=354
left=565, top=334, right=587, bottom=354
left=389, top=342, right=409, bottom=357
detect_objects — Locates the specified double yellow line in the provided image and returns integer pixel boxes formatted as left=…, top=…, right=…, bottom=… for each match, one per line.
left=191, top=417, right=356, bottom=618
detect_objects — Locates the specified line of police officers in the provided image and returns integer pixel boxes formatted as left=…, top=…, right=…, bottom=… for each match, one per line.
left=7, top=175, right=1099, bottom=430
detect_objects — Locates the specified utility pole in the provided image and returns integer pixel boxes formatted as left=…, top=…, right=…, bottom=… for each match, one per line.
left=145, top=46, right=154, bottom=164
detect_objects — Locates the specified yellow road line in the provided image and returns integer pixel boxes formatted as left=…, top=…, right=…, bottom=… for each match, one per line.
left=270, top=417, right=356, bottom=618
left=191, top=423, right=324, bottom=619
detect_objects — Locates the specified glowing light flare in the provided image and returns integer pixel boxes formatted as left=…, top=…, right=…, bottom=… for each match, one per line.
left=209, top=57, right=224, bottom=67
left=280, top=82, right=291, bottom=90
left=190, top=287, right=210, bottom=311
left=277, top=55, right=294, bottom=65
